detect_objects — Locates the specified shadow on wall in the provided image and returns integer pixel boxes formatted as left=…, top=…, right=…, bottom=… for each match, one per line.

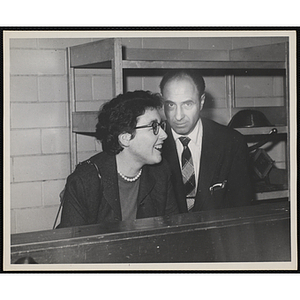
left=202, top=92, right=215, bottom=109
left=201, top=92, right=230, bottom=125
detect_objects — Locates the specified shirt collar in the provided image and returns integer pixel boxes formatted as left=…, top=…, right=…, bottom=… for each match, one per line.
left=171, top=119, right=203, bottom=146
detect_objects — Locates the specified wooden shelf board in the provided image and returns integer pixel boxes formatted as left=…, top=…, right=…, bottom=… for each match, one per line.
left=72, top=111, right=287, bottom=136
left=122, top=60, right=285, bottom=70
left=235, top=126, right=287, bottom=135
left=69, top=40, right=287, bottom=70
left=71, top=60, right=285, bottom=70
left=229, top=43, right=287, bottom=62
left=70, top=38, right=116, bottom=68
left=71, top=61, right=112, bottom=69
left=124, top=48, right=230, bottom=61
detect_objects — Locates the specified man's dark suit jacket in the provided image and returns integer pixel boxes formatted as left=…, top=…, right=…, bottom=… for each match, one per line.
left=162, top=117, right=254, bottom=213
left=59, top=152, right=179, bottom=228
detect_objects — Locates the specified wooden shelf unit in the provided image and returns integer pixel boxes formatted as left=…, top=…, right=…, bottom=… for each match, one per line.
left=67, top=38, right=289, bottom=201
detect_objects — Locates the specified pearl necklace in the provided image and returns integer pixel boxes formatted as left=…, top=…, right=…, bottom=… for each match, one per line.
left=118, top=169, right=142, bottom=182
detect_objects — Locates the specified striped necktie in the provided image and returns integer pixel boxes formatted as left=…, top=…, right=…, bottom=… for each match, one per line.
left=179, top=136, right=196, bottom=211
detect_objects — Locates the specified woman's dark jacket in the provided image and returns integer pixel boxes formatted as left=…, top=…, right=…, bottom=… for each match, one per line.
left=58, top=152, right=179, bottom=228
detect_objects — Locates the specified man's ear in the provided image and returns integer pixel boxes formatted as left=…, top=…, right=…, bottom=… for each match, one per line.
left=118, top=132, right=132, bottom=148
left=200, top=93, right=205, bottom=110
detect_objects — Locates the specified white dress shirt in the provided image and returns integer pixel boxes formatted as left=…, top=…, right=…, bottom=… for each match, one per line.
left=171, top=119, right=203, bottom=189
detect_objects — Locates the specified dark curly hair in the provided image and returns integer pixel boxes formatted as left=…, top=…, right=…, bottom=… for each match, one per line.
left=95, top=90, right=163, bottom=155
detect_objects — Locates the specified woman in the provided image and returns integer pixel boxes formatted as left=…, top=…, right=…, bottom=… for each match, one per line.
left=58, top=90, right=178, bottom=228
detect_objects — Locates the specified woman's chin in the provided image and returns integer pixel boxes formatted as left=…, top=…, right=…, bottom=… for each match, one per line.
left=147, top=154, right=162, bottom=165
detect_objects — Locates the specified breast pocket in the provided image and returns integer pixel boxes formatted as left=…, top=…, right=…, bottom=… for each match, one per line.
left=209, top=180, right=228, bottom=209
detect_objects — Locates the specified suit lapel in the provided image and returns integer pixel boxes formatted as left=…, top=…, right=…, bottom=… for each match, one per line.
left=196, top=118, right=222, bottom=209
left=163, top=126, right=182, bottom=181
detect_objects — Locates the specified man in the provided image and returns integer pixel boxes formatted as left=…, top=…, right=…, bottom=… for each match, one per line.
left=160, top=70, right=253, bottom=213
left=58, top=90, right=178, bottom=228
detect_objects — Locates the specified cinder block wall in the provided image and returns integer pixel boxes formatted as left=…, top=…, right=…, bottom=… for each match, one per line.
left=10, top=36, right=288, bottom=233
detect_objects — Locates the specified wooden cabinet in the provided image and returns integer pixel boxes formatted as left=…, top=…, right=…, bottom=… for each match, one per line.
left=67, top=38, right=289, bottom=201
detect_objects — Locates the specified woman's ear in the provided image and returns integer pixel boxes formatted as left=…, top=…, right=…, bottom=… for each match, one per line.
left=118, top=132, right=132, bottom=148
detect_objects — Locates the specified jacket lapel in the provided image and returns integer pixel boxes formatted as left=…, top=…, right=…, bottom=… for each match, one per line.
left=95, top=153, right=122, bottom=220
left=137, top=166, right=155, bottom=205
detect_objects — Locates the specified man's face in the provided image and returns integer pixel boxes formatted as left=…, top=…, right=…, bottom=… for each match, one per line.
left=162, top=76, right=205, bottom=135
left=128, top=108, right=167, bottom=166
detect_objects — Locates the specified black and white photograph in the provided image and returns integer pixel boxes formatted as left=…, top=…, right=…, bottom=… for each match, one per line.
left=3, top=29, right=297, bottom=271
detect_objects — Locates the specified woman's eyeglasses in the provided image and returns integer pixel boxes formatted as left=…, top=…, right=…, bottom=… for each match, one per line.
left=135, top=120, right=167, bottom=135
